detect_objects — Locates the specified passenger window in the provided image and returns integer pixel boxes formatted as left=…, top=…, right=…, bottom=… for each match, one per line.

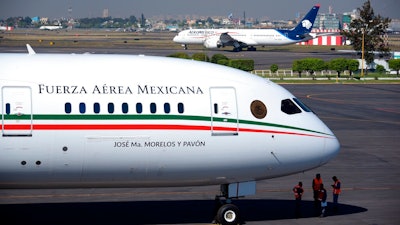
left=108, top=103, right=114, bottom=114
left=5, top=103, right=10, bottom=115
left=65, top=103, right=72, bottom=114
left=164, top=103, right=170, bottom=114
left=79, top=102, right=86, bottom=114
left=281, top=99, right=301, bottom=115
left=122, top=103, right=129, bottom=114
left=136, top=103, right=143, bottom=114
left=150, top=103, right=157, bottom=114
left=94, top=103, right=100, bottom=114
left=178, top=103, right=184, bottom=114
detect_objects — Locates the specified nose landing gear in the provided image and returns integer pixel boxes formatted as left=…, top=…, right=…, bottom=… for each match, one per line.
left=213, top=181, right=256, bottom=225
left=214, top=200, right=240, bottom=225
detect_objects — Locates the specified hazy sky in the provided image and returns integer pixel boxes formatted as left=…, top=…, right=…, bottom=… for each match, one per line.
left=1, top=0, right=399, bottom=20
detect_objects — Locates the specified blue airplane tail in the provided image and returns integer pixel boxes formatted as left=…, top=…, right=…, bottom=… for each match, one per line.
left=278, top=4, right=320, bottom=41
left=293, top=4, right=320, bottom=34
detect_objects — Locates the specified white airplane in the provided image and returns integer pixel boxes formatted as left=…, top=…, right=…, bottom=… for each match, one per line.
left=39, top=25, right=62, bottom=31
left=173, top=4, right=320, bottom=51
left=0, top=26, right=13, bottom=31
left=0, top=45, right=339, bottom=225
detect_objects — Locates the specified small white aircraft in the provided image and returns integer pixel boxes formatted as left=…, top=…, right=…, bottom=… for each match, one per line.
left=0, top=45, right=339, bottom=225
left=173, top=4, right=320, bottom=51
left=39, top=25, right=62, bottom=31
left=0, top=26, right=13, bottom=31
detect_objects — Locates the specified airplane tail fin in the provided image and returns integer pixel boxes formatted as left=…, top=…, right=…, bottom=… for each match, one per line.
left=292, top=4, right=320, bottom=35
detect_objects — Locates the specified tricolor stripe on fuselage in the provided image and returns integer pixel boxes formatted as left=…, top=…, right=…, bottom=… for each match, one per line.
left=2, top=114, right=334, bottom=138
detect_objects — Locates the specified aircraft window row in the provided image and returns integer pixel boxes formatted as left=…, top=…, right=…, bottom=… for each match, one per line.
left=254, top=35, right=274, bottom=37
left=281, top=98, right=313, bottom=115
left=64, top=102, right=184, bottom=114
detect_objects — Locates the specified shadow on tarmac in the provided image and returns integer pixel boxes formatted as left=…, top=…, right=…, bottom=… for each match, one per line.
left=1, top=199, right=367, bottom=225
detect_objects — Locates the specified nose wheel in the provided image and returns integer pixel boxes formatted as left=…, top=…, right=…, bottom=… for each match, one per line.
left=213, top=194, right=241, bottom=225
left=216, top=203, right=240, bottom=225
left=213, top=182, right=255, bottom=224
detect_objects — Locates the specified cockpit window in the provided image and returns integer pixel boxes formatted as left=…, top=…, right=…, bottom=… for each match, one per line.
left=293, top=98, right=312, bottom=113
left=281, top=99, right=301, bottom=115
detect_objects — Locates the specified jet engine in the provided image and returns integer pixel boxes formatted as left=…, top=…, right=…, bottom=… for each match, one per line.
left=203, top=37, right=222, bottom=49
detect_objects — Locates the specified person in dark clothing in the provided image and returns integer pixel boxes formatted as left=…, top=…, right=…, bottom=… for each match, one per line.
left=318, top=183, right=327, bottom=217
left=293, top=181, right=304, bottom=218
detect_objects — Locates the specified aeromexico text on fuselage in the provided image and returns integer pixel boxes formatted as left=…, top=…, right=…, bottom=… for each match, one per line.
left=38, top=84, right=204, bottom=95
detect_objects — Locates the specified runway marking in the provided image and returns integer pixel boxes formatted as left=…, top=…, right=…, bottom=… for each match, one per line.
left=304, top=92, right=400, bottom=125
left=319, top=116, right=400, bottom=125
left=306, top=93, right=400, bottom=106
left=376, top=107, right=400, bottom=114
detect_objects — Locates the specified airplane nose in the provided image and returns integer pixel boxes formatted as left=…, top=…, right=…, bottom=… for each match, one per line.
left=322, top=130, right=340, bottom=165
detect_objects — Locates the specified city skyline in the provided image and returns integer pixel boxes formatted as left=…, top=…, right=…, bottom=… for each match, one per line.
left=1, top=0, right=399, bottom=20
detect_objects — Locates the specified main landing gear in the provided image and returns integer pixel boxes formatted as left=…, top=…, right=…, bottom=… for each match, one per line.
left=213, top=181, right=256, bottom=225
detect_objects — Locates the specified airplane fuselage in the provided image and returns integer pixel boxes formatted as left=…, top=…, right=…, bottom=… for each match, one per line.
left=0, top=54, right=339, bottom=189
left=39, top=25, right=62, bottom=30
left=173, top=29, right=302, bottom=47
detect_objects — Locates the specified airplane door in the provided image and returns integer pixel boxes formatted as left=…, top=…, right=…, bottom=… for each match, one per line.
left=1, top=86, right=33, bottom=136
left=210, top=87, right=238, bottom=136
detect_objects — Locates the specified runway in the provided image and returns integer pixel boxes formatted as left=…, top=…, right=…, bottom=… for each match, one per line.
left=0, top=44, right=354, bottom=70
left=0, top=84, right=399, bottom=225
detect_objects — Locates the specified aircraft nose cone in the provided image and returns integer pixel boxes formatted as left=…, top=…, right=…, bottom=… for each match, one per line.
left=322, top=132, right=340, bottom=165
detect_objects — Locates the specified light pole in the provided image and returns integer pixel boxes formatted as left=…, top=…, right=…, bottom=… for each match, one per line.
left=361, top=28, right=365, bottom=78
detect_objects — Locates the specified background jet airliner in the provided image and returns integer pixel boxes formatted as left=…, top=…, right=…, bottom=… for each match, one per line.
left=173, top=4, right=320, bottom=51
left=0, top=45, right=339, bottom=225
left=39, top=25, right=62, bottom=30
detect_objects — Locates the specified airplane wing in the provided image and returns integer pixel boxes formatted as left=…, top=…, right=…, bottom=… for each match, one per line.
left=219, top=32, right=248, bottom=49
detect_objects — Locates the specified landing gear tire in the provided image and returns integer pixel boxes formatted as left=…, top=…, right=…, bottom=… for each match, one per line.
left=217, top=204, right=240, bottom=225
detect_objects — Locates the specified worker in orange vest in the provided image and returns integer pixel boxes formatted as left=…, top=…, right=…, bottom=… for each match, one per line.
left=331, top=176, right=341, bottom=213
left=292, top=181, right=304, bottom=218
left=312, top=173, right=323, bottom=214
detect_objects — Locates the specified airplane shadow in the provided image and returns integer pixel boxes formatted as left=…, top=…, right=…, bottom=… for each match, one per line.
left=1, top=199, right=367, bottom=225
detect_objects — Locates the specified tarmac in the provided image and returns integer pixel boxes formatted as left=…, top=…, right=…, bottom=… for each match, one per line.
left=0, top=84, right=399, bottom=225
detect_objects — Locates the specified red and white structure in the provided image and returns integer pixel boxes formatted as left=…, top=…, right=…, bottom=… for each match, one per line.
left=0, top=26, right=14, bottom=31
left=297, top=28, right=345, bottom=46
left=298, top=35, right=344, bottom=46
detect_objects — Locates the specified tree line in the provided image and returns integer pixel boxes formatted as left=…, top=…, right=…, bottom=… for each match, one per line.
left=168, top=52, right=400, bottom=76
left=291, top=58, right=400, bottom=77
left=167, top=52, right=254, bottom=72
left=292, top=58, right=359, bottom=77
